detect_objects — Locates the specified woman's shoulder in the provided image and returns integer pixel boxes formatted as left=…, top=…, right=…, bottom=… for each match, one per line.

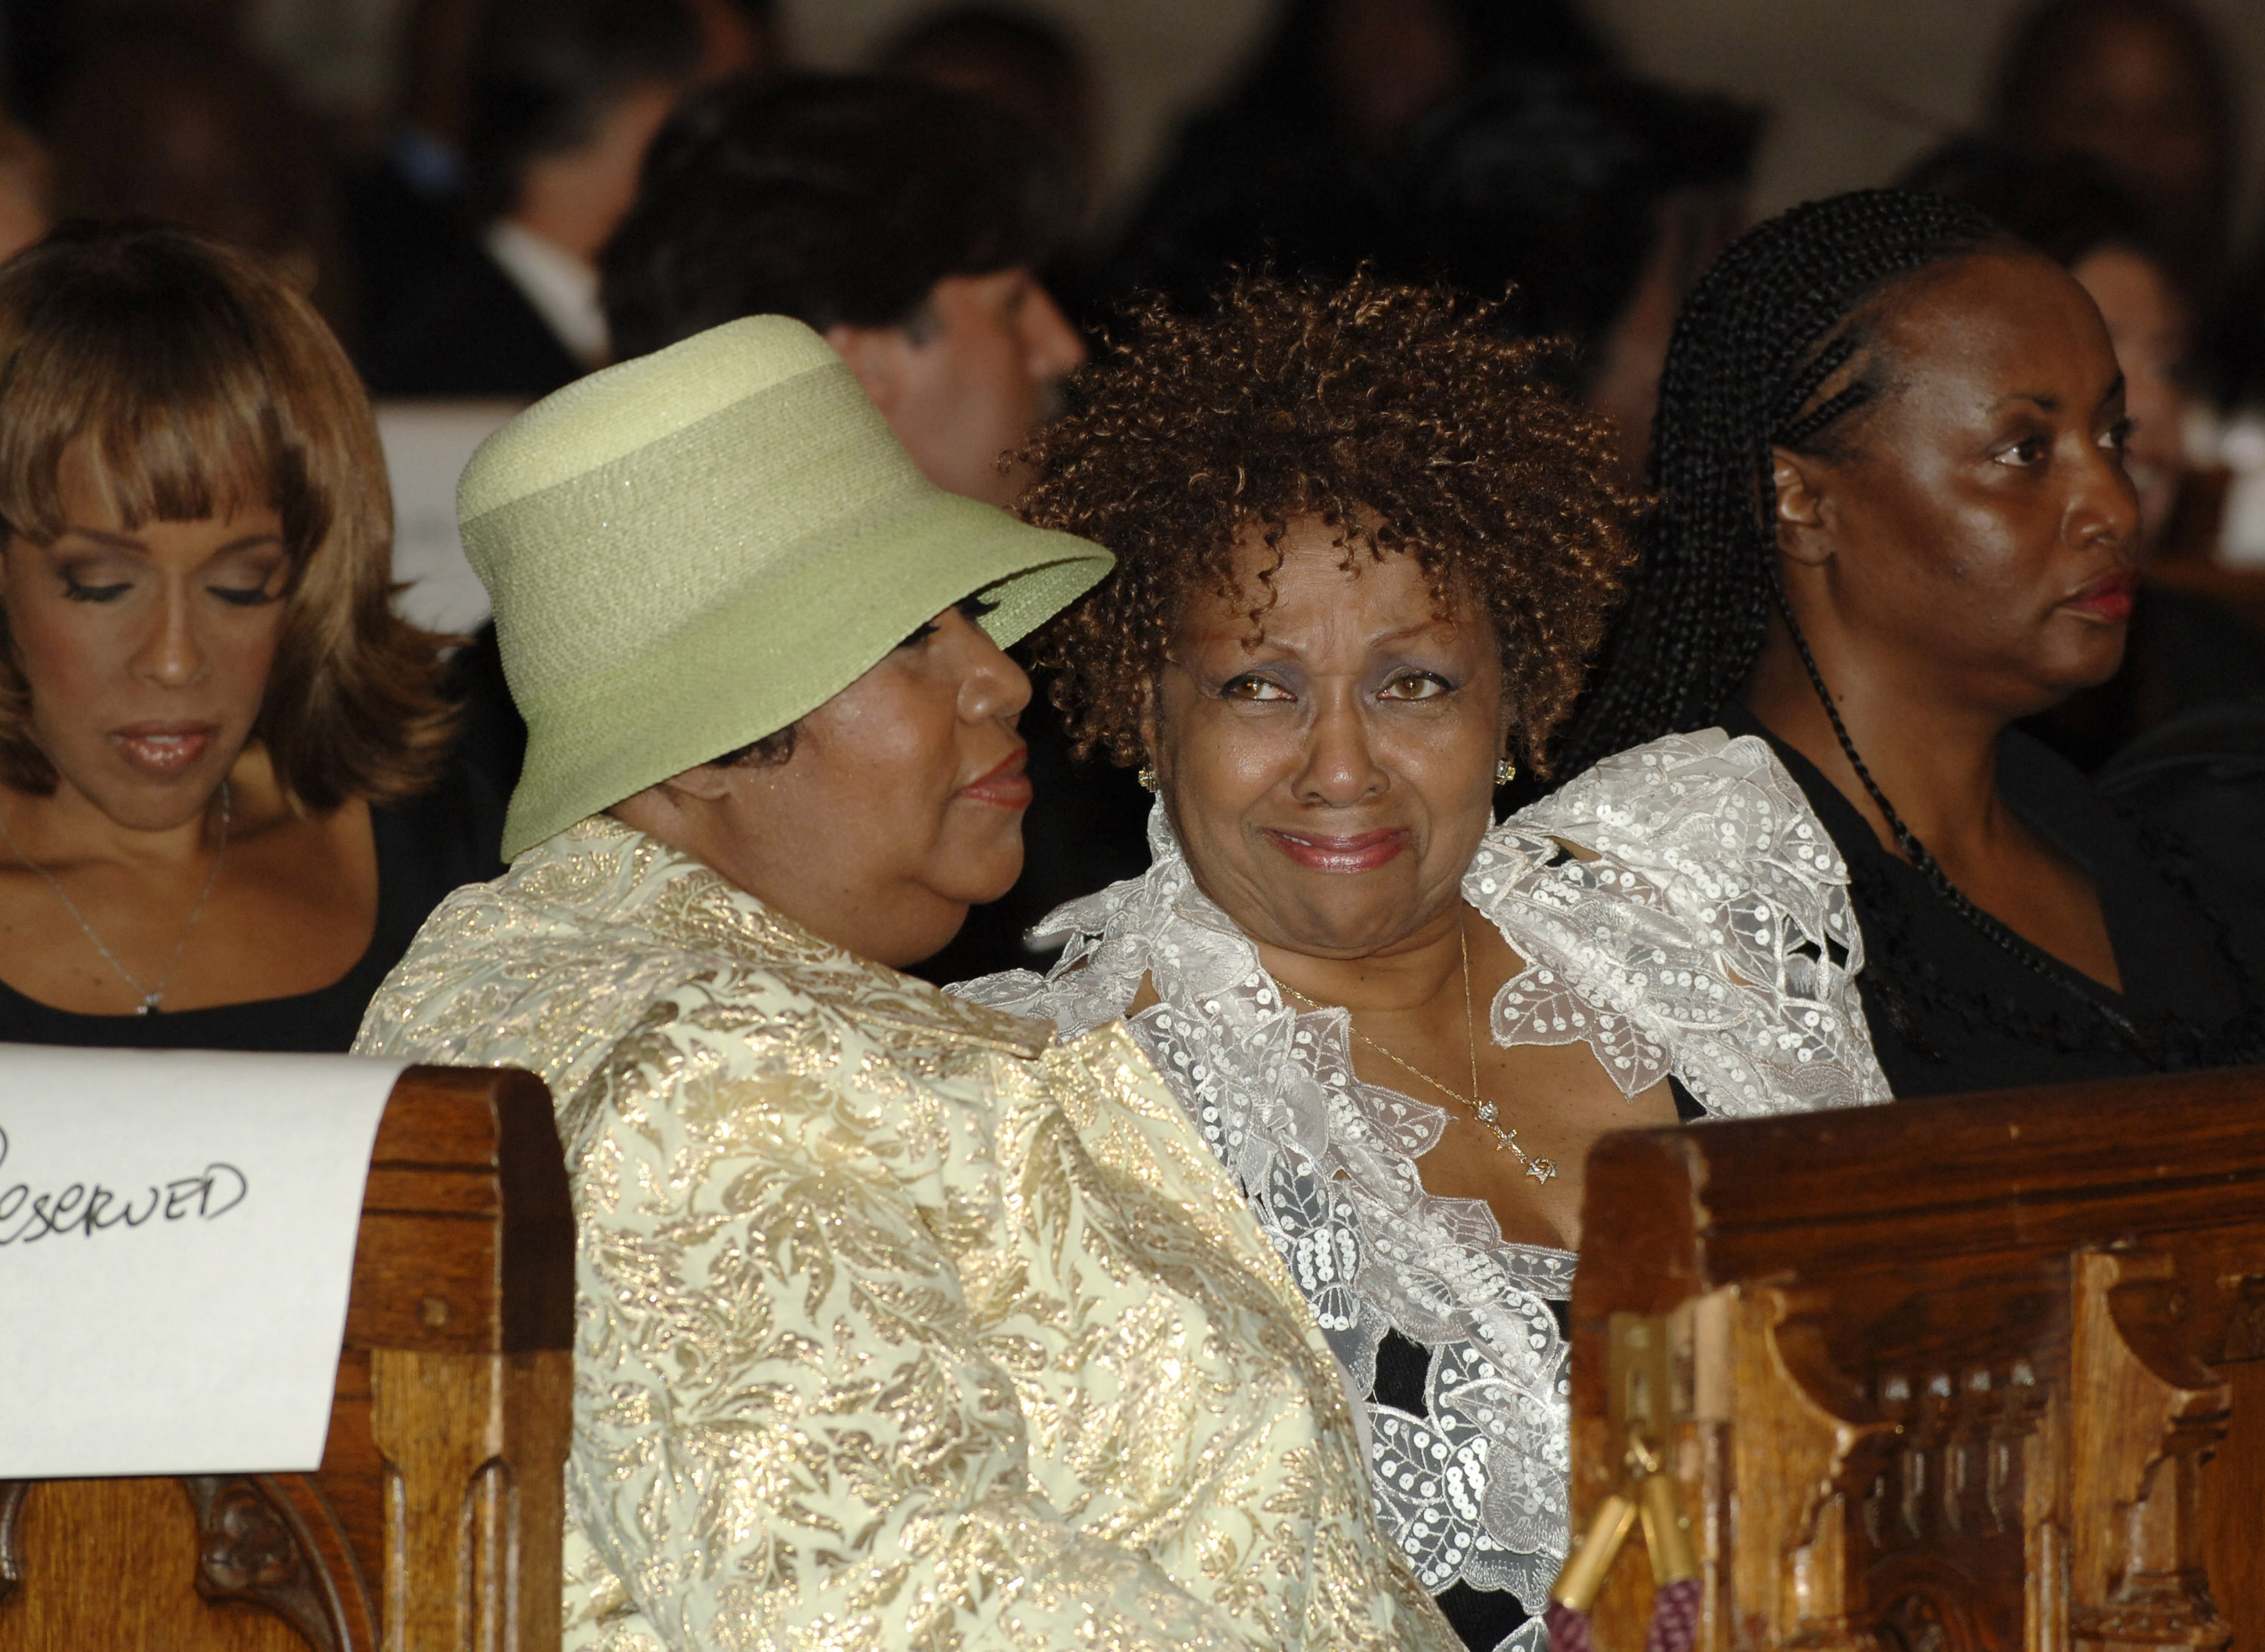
left=1480, top=728, right=1891, bottom=1117
left=953, top=963, right=1074, bottom=1025
left=950, top=832, right=1189, bottom=1036
left=1510, top=728, right=1820, bottom=849
left=350, top=828, right=661, bottom=1082
left=1497, top=728, right=1841, bottom=892
left=1491, top=724, right=1852, bottom=912
left=365, top=818, right=1052, bottom=1065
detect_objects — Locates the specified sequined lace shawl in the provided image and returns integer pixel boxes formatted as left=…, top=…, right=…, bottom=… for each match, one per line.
left=353, top=815, right=1458, bottom=1652
left=956, top=730, right=1891, bottom=1626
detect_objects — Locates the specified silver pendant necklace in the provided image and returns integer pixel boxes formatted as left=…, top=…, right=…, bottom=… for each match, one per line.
left=0, top=783, right=233, bottom=1014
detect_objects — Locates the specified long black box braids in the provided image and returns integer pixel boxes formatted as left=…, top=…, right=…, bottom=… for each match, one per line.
left=1555, top=189, right=2230, bottom=1058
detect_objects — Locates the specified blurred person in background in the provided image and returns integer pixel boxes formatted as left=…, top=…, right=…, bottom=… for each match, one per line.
left=0, top=118, right=54, bottom=266
left=1906, top=138, right=2265, bottom=770
left=359, top=0, right=704, bottom=397
left=347, top=0, right=778, bottom=390
left=877, top=5, right=1102, bottom=232
left=1371, top=66, right=1761, bottom=485
left=47, top=18, right=359, bottom=345
left=604, top=73, right=1085, bottom=507
left=0, top=226, right=495, bottom=1052
left=591, top=71, right=1127, bottom=985
left=1986, top=0, right=2236, bottom=314
left=1103, top=0, right=1615, bottom=313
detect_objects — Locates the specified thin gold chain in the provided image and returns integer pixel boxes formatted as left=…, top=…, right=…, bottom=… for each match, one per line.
left=1277, top=913, right=1557, bottom=1184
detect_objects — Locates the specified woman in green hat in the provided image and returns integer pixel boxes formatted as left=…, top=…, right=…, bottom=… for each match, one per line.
left=355, top=316, right=1454, bottom=1652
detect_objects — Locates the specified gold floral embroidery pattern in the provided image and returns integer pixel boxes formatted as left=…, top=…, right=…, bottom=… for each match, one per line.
left=356, top=817, right=1456, bottom=1652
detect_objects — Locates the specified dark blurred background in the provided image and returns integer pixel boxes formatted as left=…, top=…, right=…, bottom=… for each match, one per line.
left=6, top=0, right=2260, bottom=344
left=8, top=0, right=2265, bottom=979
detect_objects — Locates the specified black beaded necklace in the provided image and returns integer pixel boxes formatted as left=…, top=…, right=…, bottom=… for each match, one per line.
left=1768, top=583, right=2153, bottom=1055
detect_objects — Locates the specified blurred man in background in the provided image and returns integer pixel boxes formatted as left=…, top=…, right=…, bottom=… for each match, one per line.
left=526, top=74, right=1120, bottom=985
left=361, top=0, right=705, bottom=396
left=603, top=72, right=1086, bottom=507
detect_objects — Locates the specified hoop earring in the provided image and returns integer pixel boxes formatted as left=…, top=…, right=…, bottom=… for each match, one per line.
left=1136, top=766, right=1158, bottom=792
left=1495, top=757, right=1517, bottom=785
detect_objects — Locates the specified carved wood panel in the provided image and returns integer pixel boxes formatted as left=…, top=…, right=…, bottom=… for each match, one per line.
left=2066, top=1251, right=2230, bottom=1649
left=1582, top=1256, right=2242, bottom=1650
left=184, top=1475, right=365, bottom=1652
left=371, top=1348, right=571, bottom=1652
left=1569, top=1071, right=2265, bottom=1652
left=0, top=1478, right=326, bottom=1650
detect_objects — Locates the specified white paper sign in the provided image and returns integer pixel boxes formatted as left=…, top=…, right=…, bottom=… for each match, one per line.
left=377, top=399, right=522, bottom=636
left=0, top=1045, right=405, bottom=1478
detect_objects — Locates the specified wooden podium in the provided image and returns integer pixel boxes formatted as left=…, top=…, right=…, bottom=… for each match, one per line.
left=1567, top=1067, right=2265, bottom=1650
left=0, top=1066, right=572, bottom=1652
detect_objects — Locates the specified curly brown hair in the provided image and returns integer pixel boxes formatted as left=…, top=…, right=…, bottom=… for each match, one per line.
left=1018, top=273, right=1639, bottom=775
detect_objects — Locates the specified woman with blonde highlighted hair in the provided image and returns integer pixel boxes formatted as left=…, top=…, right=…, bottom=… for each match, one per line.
left=0, top=223, right=492, bottom=1049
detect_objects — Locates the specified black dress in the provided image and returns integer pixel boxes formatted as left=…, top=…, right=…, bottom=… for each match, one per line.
left=2097, top=695, right=2265, bottom=980
left=1718, top=705, right=2260, bottom=1096
left=0, top=769, right=503, bottom=1053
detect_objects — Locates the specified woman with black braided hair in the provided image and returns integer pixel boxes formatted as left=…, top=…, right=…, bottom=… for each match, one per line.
left=1558, top=187, right=2262, bottom=1096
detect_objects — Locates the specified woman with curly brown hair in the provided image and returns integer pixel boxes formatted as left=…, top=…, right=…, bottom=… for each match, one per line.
left=957, top=273, right=1888, bottom=1650
left=0, top=226, right=492, bottom=1050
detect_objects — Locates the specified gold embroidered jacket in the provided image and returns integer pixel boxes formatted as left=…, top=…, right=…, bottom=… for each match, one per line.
left=354, top=818, right=1454, bottom=1652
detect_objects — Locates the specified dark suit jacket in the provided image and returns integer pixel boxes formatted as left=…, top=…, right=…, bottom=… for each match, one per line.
left=361, top=223, right=583, bottom=400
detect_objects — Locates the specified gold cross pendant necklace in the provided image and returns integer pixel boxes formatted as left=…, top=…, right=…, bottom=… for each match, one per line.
left=1277, top=911, right=1558, bottom=1184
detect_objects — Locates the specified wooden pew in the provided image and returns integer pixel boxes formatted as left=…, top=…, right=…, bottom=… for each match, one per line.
left=1565, top=1067, right=2265, bottom=1650
left=0, top=1065, right=571, bottom=1652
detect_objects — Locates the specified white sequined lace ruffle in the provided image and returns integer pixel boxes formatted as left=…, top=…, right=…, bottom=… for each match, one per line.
left=955, top=729, right=1890, bottom=1622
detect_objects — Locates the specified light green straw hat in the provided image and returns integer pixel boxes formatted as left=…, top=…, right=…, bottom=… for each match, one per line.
left=458, top=315, right=1113, bottom=859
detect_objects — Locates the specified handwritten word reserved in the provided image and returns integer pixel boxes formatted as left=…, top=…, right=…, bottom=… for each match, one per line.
left=0, top=1125, right=248, bottom=1247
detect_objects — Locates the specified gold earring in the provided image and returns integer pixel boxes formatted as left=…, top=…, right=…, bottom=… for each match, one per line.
left=1137, top=766, right=1158, bottom=792
left=1496, top=757, right=1517, bottom=784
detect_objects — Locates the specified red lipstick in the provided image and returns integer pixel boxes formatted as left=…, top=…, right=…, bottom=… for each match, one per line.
left=112, top=723, right=214, bottom=777
left=1262, top=826, right=1411, bottom=874
left=957, top=745, right=1032, bottom=809
left=2064, top=569, right=2139, bottom=623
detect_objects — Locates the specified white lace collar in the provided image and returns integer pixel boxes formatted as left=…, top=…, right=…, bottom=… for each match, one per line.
left=955, top=729, right=1889, bottom=1623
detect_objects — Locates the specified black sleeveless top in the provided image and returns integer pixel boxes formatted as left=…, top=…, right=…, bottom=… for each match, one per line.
left=0, top=767, right=503, bottom=1053
left=1718, top=705, right=2261, bottom=1096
